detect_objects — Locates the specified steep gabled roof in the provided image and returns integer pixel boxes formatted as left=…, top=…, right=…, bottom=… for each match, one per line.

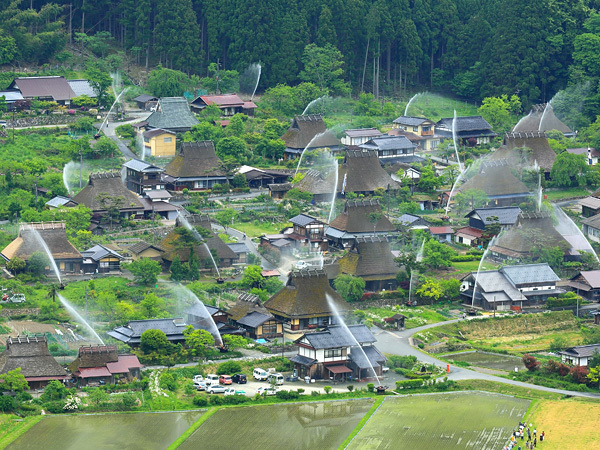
left=513, top=104, right=572, bottom=134
left=393, top=116, right=435, bottom=127
left=123, top=159, right=165, bottom=173
left=575, top=270, right=600, bottom=289
left=164, top=141, right=226, bottom=179
left=128, top=241, right=164, bottom=255
left=329, top=200, right=395, bottom=234
left=73, top=172, right=145, bottom=213
left=145, top=97, right=199, bottom=131
left=299, top=325, right=376, bottom=349
left=289, top=214, right=323, bottom=227
left=10, top=76, right=76, bottom=101
left=459, top=162, right=530, bottom=198
left=81, top=244, right=124, bottom=261
left=1, top=222, right=81, bottom=262
left=491, top=132, right=557, bottom=171
left=0, top=336, right=68, bottom=379
left=465, top=270, right=526, bottom=302
left=338, top=236, right=398, bottom=280
left=337, top=149, right=400, bottom=193
left=265, top=269, right=351, bottom=319
left=466, top=207, right=522, bottom=226
left=228, top=293, right=271, bottom=322
left=359, top=135, right=416, bottom=151
left=282, top=115, right=341, bottom=149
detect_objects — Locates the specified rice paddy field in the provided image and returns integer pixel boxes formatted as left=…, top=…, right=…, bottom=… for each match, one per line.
left=178, top=399, right=374, bottom=450
left=347, top=392, right=530, bottom=450
left=443, top=351, right=526, bottom=371
left=7, top=411, right=202, bottom=450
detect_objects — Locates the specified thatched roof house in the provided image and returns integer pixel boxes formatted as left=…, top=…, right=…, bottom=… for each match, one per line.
left=490, top=132, right=557, bottom=173
left=160, top=214, right=236, bottom=268
left=337, top=236, right=399, bottom=291
left=513, top=103, right=573, bottom=136
left=1, top=222, right=82, bottom=275
left=73, top=172, right=145, bottom=218
left=458, top=160, right=531, bottom=207
left=145, top=97, right=199, bottom=132
left=326, top=200, right=396, bottom=247
left=68, top=345, right=142, bottom=387
left=337, top=149, right=400, bottom=194
left=0, top=336, right=68, bottom=389
left=282, top=115, right=341, bottom=159
left=264, top=269, right=351, bottom=333
left=163, top=141, right=228, bottom=191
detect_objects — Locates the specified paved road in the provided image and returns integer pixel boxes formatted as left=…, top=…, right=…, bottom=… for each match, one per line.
left=97, top=111, right=151, bottom=160
left=373, top=319, right=600, bottom=399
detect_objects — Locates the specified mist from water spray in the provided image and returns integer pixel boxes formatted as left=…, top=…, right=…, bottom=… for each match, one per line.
left=452, top=110, right=464, bottom=171
left=178, top=215, right=221, bottom=277
left=539, top=102, right=551, bottom=132
left=302, top=96, right=329, bottom=115
left=537, top=172, right=542, bottom=212
left=251, top=63, right=261, bottom=100
left=328, top=160, right=339, bottom=223
left=57, top=293, right=105, bottom=345
left=295, top=132, right=327, bottom=175
left=408, top=239, right=426, bottom=305
left=553, top=205, right=600, bottom=264
left=136, top=133, right=145, bottom=161
left=325, top=293, right=380, bottom=384
left=471, top=235, right=500, bottom=307
left=28, top=227, right=62, bottom=284
left=404, top=92, right=426, bottom=116
left=62, top=161, right=81, bottom=196
left=445, top=166, right=467, bottom=217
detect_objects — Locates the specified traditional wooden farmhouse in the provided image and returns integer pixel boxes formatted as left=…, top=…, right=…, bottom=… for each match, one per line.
left=9, top=76, right=76, bottom=105
left=163, top=141, right=228, bottom=191
left=123, top=159, right=166, bottom=195
left=359, top=135, right=418, bottom=163
left=281, top=115, right=342, bottom=159
left=184, top=303, right=243, bottom=337
left=567, top=147, right=600, bottom=166
left=568, top=270, right=600, bottom=301
left=465, top=206, right=522, bottom=231
left=582, top=213, right=600, bottom=243
left=559, top=344, right=600, bottom=366
left=227, top=293, right=283, bottom=340
left=458, top=160, right=530, bottom=207
left=341, top=128, right=383, bottom=146
left=396, top=213, right=430, bottom=229
left=190, top=93, right=257, bottom=116
left=292, top=169, right=336, bottom=202
left=391, top=116, right=440, bottom=151
left=133, top=94, right=158, bottom=110
left=81, top=244, right=124, bottom=273
left=287, top=213, right=328, bottom=253
left=291, top=325, right=385, bottom=381
left=578, top=197, right=600, bottom=218
left=326, top=200, right=396, bottom=248
left=454, top=226, right=484, bottom=247
left=227, top=242, right=250, bottom=263
left=1, top=222, right=82, bottom=276
left=436, top=115, right=497, bottom=145
left=429, top=226, right=453, bottom=242
left=127, top=241, right=165, bottom=262
left=491, top=132, right=557, bottom=178
left=238, top=165, right=290, bottom=188
left=160, top=215, right=237, bottom=269
left=142, top=128, right=177, bottom=158
left=68, top=345, right=142, bottom=387
left=0, top=336, right=69, bottom=389
left=107, top=318, right=188, bottom=346
left=73, top=172, right=145, bottom=223
left=264, top=269, right=352, bottom=335
left=460, top=263, right=562, bottom=311
left=145, top=97, right=199, bottom=133
left=336, top=149, right=400, bottom=195
left=513, top=103, right=574, bottom=137
left=45, top=195, right=78, bottom=209
left=0, top=89, right=24, bottom=110
left=337, top=236, right=399, bottom=291
left=67, top=79, right=96, bottom=99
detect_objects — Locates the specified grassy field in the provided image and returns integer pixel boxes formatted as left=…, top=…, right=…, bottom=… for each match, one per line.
left=442, top=351, right=525, bottom=371
left=0, top=415, right=43, bottom=449
left=7, top=411, right=202, bottom=450
left=543, top=187, right=591, bottom=201
left=178, top=399, right=374, bottom=450
left=527, top=399, right=600, bottom=449
left=348, top=392, right=530, bottom=450
left=363, top=306, right=452, bottom=329
left=231, top=221, right=289, bottom=237
left=448, top=260, right=499, bottom=276
left=402, top=93, right=480, bottom=121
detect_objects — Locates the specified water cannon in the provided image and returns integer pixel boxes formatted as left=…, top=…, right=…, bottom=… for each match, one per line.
left=59, top=282, right=66, bottom=290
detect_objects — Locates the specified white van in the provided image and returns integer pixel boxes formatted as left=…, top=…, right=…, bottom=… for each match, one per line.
left=268, top=373, right=284, bottom=385
left=205, top=374, right=219, bottom=386
left=253, top=368, right=269, bottom=381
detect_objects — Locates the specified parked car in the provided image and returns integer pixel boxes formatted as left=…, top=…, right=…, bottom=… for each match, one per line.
left=232, top=374, right=247, bottom=384
left=219, top=375, right=233, bottom=385
left=196, top=381, right=208, bottom=391
left=267, top=373, right=284, bottom=386
left=295, top=260, right=309, bottom=270
left=193, top=375, right=204, bottom=383
left=253, top=368, right=269, bottom=381
left=0, top=120, right=7, bottom=129
left=205, top=374, right=220, bottom=386
left=224, top=388, right=246, bottom=396
left=257, top=386, right=278, bottom=396
left=207, top=384, right=227, bottom=394
left=9, top=294, right=25, bottom=303
left=382, top=366, right=390, bottom=373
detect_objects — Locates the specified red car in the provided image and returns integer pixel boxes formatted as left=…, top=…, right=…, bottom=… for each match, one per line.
left=219, top=375, right=232, bottom=385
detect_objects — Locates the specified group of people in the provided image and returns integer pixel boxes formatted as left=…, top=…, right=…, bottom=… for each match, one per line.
left=504, top=422, right=546, bottom=450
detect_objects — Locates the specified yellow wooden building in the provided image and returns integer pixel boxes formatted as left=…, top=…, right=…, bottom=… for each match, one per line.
left=143, top=128, right=176, bottom=157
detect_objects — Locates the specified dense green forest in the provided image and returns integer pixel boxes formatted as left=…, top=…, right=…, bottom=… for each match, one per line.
left=3, top=0, right=600, bottom=110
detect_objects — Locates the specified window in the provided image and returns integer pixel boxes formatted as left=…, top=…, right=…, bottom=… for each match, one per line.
left=164, top=137, right=172, bottom=143
left=324, top=349, right=342, bottom=358
left=413, top=126, right=418, bottom=132
left=262, top=322, right=278, bottom=334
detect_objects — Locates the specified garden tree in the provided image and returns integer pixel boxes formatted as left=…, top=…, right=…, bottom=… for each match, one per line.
left=250, top=288, right=269, bottom=302
left=0, top=368, right=29, bottom=392
left=88, top=387, right=110, bottom=406
left=223, top=334, right=247, bottom=349
left=416, top=278, right=443, bottom=302
left=569, top=365, right=589, bottom=384
left=334, top=275, right=366, bottom=302
left=28, top=251, right=49, bottom=276
left=550, top=152, right=588, bottom=187
left=183, top=325, right=215, bottom=355
left=422, top=239, right=455, bottom=269
left=71, top=95, right=97, bottom=107
left=217, top=360, right=242, bottom=375
left=126, top=258, right=161, bottom=285
left=224, top=114, right=246, bottom=138
left=215, top=209, right=238, bottom=229
left=368, top=212, right=383, bottom=236
left=96, top=292, right=118, bottom=320
left=441, top=165, right=460, bottom=187
left=147, top=66, right=200, bottom=98
left=418, top=166, right=440, bottom=192
left=241, top=265, right=265, bottom=289
left=184, top=121, right=224, bottom=144
left=453, top=189, right=489, bottom=213
left=394, top=252, right=424, bottom=278
left=231, top=173, right=248, bottom=189
left=264, top=276, right=283, bottom=294
left=200, top=63, right=240, bottom=93
left=85, top=62, right=114, bottom=108
left=41, top=380, right=68, bottom=402
left=0, top=396, right=15, bottom=412
left=588, top=365, right=600, bottom=390
left=522, top=354, right=540, bottom=371
left=477, top=95, right=521, bottom=133
left=216, top=136, right=247, bottom=161
left=530, top=246, right=564, bottom=272
left=259, top=83, right=323, bottom=117
left=39, top=301, right=59, bottom=321
left=140, top=329, right=169, bottom=353
left=93, top=137, right=118, bottom=158
left=187, top=247, right=200, bottom=280
left=115, top=301, right=136, bottom=323
left=71, top=117, right=95, bottom=132
left=6, top=256, right=25, bottom=274
left=256, top=138, right=286, bottom=160
left=355, top=93, right=380, bottom=116
left=285, top=188, right=313, bottom=202
left=441, top=278, right=461, bottom=300
left=170, top=255, right=186, bottom=281
left=140, top=293, right=166, bottom=318
left=300, top=43, right=350, bottom=95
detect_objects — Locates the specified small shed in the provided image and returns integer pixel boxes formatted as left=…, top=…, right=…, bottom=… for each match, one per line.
left=384, top=313, right=406, bottom=330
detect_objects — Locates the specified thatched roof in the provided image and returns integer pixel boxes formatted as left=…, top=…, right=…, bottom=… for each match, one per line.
left=160, top=214, right=236, bottom=263
left=67, top=345, right=118, bottom=372
left=338, top=236, right=398, bottom=281
left=459, top=161, right=530, bottom=198
left=282, top=115, right=341, bottom=150
left=294, top=169, right=335, bottom=196
left=73, top=172, right=145, bottom=213
left=513, top=104, right=572, bottom=134
left=490, top=132, right=556, bottom=171
left=329, top=200, right=395, bottom=233
left=164, top=141, right=225, bottom=179
left=265, top=269, right=351, bottom=319
left=0, top=336, right=68, bottom=379
left=337, top=149, right=400, bottom=193
left=228, top=293, right=273, bottom=322
left=1, top=222, right=81, bottom=262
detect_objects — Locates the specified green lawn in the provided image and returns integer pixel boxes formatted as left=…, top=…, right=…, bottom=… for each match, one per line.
left=450, top=260, right=499, bottom=275
left=231, top=221, right=289, bottom=237
left=543, top=187, right=591, bottom=201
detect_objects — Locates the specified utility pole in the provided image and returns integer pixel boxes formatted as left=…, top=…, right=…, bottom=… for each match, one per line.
left=152, top=205, right=155, bottom=245
left=216, top=59, right=221, bottom=94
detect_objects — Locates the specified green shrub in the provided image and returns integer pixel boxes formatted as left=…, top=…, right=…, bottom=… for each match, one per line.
left=310, top=390, right=319, bottom=396
left=347, top=385, right=354, bottom=392
left=44, top=400, right=65, bottom=414
left=217, top=361, right=242, bottom=375
left=159, top=371, right=178, bottom=391
left=0, top=396, right=15, bottom=412
left=367, top=383, right=374, bottom=392
left=210, top=395, right=224, bottom=405
left=276, top=390, right=300, bottom=400
left=223, top=395, right=250, bottom=405
left=192, top=396, right=208, bottom=407
left=324, top=386, right=332, bottom=394
left=395, top=379, right=423, bottom=389
left=121, top=393, right=137, bottom=407
left=256, top=345, right=271, bottom=353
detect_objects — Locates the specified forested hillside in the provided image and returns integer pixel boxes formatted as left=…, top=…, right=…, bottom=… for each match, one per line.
left=3, top=0, right=600, bottom=109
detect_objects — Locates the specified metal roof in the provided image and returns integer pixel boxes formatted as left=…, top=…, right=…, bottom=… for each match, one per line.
left=290, top=213, right=322, bottom=227
left=350, top=346, right=385, bottom=369
left=0, top=90, right=24, bottom=102
left=392, top=116, right=433, bottom=126
left=344, top=128, right=383, bottom=138
left=360, top=135, right=415, bottom=151
left=437, top=116, right=494, bottom=132
left=579, top=197, right=600, bottom=210
left=579, top=270, right=600, bottom=289
left=302, top=325, right=376, bottom=350
left=122, top=159, right=165, bottom=173
left=81, top=244, right=124, bottom=261
left=501, top=263, right=559, bottom=285
left=227, top=243, right=250, bottom=254
left=237, top=311, right=275, bottom=328
left=45, top=196, right=75, bottom=208
left=67, top=79, right=97, bottom=98
left=467, top=207, right=522, bottom=225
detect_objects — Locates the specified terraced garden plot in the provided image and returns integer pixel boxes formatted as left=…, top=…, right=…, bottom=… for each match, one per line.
left=444, top=351, right=525, bottom=371
left=178, top=399, right=373, bottom=450
left=8, top=411, right=202, bottom=450
left=348, top=392, right=530, bottom=450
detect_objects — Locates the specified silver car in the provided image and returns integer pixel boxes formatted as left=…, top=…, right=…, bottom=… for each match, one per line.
left=207, top=384, right=227, bottom=394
